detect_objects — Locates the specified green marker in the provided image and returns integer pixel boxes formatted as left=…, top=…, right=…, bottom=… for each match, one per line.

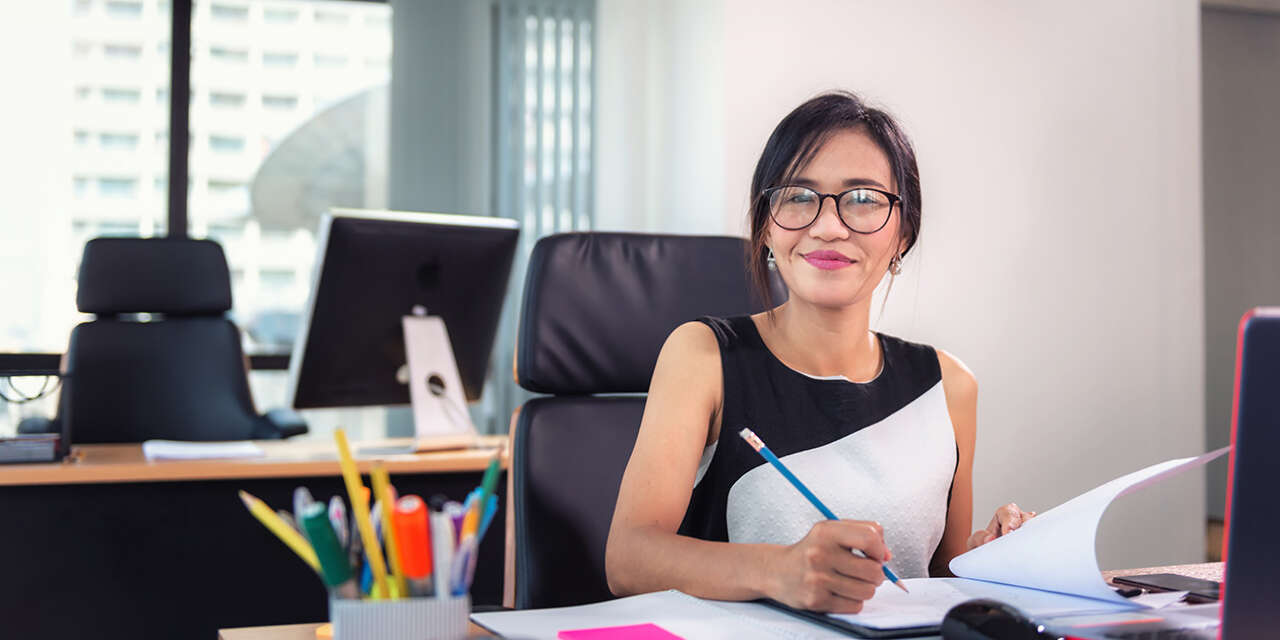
left=301, top=502, right=359, bottom=599
left=477, top=449, right=502, bottom=508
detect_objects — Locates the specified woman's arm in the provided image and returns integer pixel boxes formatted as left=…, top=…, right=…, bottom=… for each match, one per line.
left=930, top=349, right=978, bottom=576
left=605, top=322, right=888, bottom=612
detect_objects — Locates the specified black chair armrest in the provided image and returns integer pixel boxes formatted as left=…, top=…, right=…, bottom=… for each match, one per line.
left=470, top=604, right=514, bottom=613
left=258, top=408, right=308, bottom=439
left=17, top=416, right=57, bottom=435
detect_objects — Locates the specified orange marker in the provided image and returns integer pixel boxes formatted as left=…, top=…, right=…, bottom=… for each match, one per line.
left=393, top=495, right=435, bottom=596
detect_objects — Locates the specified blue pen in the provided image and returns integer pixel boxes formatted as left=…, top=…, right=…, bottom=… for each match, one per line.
left=477, top=494, right=499, bottom=540
left=359, top=501, right=384, bottom=595
left=738, top=428, right=909, bottom=593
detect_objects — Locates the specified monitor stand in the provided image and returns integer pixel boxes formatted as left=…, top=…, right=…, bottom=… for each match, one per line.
left=402, top=314, right=478, bottom=448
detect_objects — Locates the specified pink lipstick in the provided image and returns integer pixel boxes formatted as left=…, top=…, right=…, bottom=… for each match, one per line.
left=802, top=250, right=854, bottom=271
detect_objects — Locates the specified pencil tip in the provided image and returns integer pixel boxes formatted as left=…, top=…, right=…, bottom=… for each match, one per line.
left=895, top=580, right=910, bottom=594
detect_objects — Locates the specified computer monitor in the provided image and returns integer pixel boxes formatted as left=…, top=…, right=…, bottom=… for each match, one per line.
left=1220, top=307, right=1280, bottom=637
left=287, top=209, right=519, bottom=412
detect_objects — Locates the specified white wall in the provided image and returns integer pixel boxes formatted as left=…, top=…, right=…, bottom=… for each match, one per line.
left=1201, top=6, right=1280, bottom=520
left=600, top=0, right=1207, bottom=568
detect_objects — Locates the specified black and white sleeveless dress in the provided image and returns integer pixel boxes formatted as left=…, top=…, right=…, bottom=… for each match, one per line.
left=677, top=315, right=958, bottom=579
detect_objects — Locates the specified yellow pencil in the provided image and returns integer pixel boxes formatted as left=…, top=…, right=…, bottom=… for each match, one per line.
left=238, top=490, right=320, bottom=572
left=334, top=428, right=389, bottom=599
left=371, top=465, right=409, bottom=599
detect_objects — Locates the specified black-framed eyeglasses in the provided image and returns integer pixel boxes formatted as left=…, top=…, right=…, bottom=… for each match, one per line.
left=762, top=185, right=901, bottom=234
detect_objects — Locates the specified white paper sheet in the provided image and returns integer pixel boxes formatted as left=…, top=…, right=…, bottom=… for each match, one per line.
left=141, top=440, right=265, bottom=460
left=949, top=447, right=1229, bottom=604
left=831, top=577, right=1134, bottom=629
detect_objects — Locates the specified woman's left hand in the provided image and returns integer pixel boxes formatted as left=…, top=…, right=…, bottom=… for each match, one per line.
left=966, top=503, right=1036, bottom=550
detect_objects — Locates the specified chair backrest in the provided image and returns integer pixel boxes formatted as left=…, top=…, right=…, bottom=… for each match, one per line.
left=508, top=232, right=783, bottom=609
left=62, top=237, right=267, bottom=443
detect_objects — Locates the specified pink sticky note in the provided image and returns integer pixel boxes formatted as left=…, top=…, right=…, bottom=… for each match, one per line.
left=557, top=623, right=684, bottom=640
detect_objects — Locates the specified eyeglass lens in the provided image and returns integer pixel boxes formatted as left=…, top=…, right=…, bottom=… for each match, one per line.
left=767, top=186, right=893, bottom=232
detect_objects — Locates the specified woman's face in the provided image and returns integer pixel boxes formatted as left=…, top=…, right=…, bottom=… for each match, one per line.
left=766, top=127, right=903, bottom=311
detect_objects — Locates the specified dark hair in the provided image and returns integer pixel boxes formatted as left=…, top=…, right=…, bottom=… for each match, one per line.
left=747, top=91, right=922, bottom=310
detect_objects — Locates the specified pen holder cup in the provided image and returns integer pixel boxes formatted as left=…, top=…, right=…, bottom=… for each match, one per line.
left=329, top=594, right=471, bottom=640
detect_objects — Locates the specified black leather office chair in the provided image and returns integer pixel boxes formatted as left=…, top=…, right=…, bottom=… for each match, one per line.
left=20, top=237, right=306, bottom=443
left=507, top=232, right=784, bottom=609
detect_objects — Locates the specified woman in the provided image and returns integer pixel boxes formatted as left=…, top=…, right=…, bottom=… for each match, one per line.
left=605, top=91, right=1033, bottom=614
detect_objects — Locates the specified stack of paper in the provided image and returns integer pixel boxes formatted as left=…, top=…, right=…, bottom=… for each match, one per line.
left=142, top=440, right=265, bottom=461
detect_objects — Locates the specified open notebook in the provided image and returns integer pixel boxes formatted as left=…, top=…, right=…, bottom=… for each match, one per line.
left=774, top=447, right=1229, bottom=637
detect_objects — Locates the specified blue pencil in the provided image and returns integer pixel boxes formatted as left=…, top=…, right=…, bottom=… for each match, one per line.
left=738, top=427, right=909, bottom=594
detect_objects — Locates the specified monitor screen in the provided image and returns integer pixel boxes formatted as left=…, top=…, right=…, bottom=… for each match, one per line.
left=288, top=209, right=519, bottom=408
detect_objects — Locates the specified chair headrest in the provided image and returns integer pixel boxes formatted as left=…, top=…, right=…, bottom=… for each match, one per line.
left=77, top=237, right=233, bottom=315
left=515, top=232, right=784, bottom=395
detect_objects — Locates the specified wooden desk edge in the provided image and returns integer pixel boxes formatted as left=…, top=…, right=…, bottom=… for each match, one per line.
left=218, top=621, right=491, bottom=639
left=0, top=435, right=508, bottom=486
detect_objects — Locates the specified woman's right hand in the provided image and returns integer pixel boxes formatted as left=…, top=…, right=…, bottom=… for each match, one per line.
left=765, top=520, right=891, bottom=613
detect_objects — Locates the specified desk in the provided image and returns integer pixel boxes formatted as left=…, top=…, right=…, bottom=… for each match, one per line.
left=1, top=436, right=508, bottom=640
left=220, top=563, right=1223, bottom=640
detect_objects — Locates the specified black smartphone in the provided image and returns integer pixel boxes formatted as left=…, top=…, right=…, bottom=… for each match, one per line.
left=1112, top=573, right=1221, bottom=601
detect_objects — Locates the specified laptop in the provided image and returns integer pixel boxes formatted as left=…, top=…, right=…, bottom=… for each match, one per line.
left=1043, top=307, right=1280, bottom=639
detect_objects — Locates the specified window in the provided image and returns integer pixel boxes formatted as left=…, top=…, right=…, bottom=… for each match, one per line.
left=102, top=87, right=142, bottom=104
left=209, top=135, right=245, bottom=152
left=264, top=8, right=298, bottom=23
left=98, top=177, right=139, bottom=197
left=262, top=51, right=298, bottom=68
left=260, top=268, right=295, bottom=290
left=314, top=53, right=347, bottom=68
left=95, top=220, right=143, bottom=236
left=210, top=4, right=248, bottom=21
left=0, top=0, right=168, bottom=365
left=314, top=10, right=349, bottom=25
left=261, top=94, right=297, bottom=109
left=210, top=91, right=246, bottom=108
left=99, top=132, right=140, bottom=150
left=487, top=0, right=596, bottom=433
left=210, top=46, right=248, bottom=63
left=207, top=178, right=245, bottom=194
left=190, top=0, right=392, bottom=362
left=105, top=1, right=143, bottom=18
left=104, top=44, right=143, bottom=60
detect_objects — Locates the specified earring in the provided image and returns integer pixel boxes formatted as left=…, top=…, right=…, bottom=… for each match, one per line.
left=889, top=254, right=903, bottom=275
left=767, top=248, right=777, bottom=271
